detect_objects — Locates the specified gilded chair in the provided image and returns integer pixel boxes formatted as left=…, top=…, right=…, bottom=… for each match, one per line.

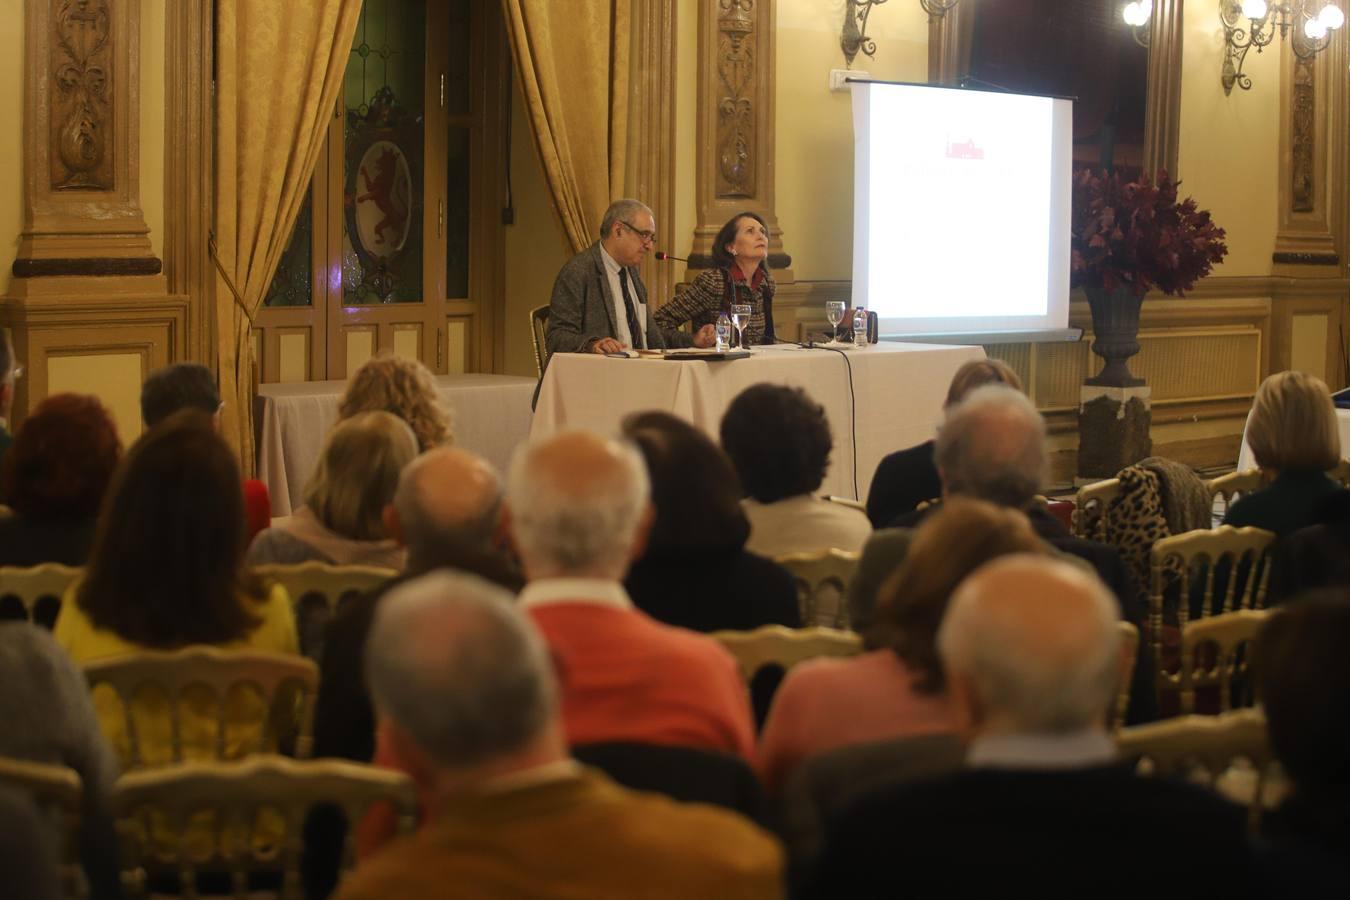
left=710, top=625, right=862, bottom=684
left=1116, top=708, right=1279, bottom=832
left=1203, top=469, right=1263, bottom=521
left=1179, top=608, right=1271, bottom=716
left=252, top=561, right=396, bottom=659
left=84, top=647, right=319, bottom=769
left=1333, top=458, right=1350, bottom=487
left=0, top=563, right=81, bottom=627
left=1149, top=526, right=1276, bottom=714
left=113, top=755, right=418, bottom=900
left=774, top=549, right=861, bottom=629
left=0, top=756, right=84, bottom=899
left=530, top=304, right=551, bottom=378
left=1112, top=621, right=1139, bottom=732
left=1071, top=477, right=1121, bottom=541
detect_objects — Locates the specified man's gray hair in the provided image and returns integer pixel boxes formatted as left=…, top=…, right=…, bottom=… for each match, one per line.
left=935, top=384, right=1046, bottom=508
left=599, top=199, right=653, bottom=240
left=365, top=571, right=555, bottom=767
left=392, top=450, right=503, bottom=564
left=938, top=557, right=1122, bottom=733
left=506, top=431, right=650, bottom=575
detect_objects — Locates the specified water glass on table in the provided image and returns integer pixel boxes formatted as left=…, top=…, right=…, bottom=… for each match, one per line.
left=825, top=301, right=845, bottom=344
left=731, top=303, right=753, bottom=349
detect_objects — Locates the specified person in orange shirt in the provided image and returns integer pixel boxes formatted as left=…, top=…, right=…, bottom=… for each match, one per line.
left=505, top=430, right=755, bottom=758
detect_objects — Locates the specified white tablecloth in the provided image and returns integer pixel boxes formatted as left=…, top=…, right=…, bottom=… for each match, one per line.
left=255, top=374, right=538, bottom=516
left=531, top=342, right=986, bottom=500
left=1236, top=406, right=1350, bottom=472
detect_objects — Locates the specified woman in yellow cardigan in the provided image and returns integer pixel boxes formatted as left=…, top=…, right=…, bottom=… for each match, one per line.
left=55, top=410, right=299, bottom=767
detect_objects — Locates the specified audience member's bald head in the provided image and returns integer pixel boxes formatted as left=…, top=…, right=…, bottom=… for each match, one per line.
left=936, top=385, right=1047, bottom=508
left=939, top=555, right=1121, bottom=738
left=506, top=430, right=651, bottom=579
left=366, top=571, right=560, bottom=772
left=391, top=447, right=503, bottom=571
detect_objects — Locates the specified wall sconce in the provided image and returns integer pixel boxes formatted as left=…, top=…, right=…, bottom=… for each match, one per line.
left=1122, top=0, right=1153, bottom=47
left=1220, top=0, right=1344, bottom=94
left=841, top=0, right=961, bottom=69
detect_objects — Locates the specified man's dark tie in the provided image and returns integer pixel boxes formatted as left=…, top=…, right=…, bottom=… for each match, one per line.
left=618, top=268, right=645, bottom=350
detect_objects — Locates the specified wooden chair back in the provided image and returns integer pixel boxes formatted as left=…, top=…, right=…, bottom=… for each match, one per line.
left=113, top=755, right=418, bottom=900
left=1112, top=621, right=1139, bottom=731
left=1116, top=709, right=1279, bottom=832
left=0, top=756, right=84, bottom=899
left=84, top=647, right=319, bottom=769
left=1203, top=469, right=1263, bottom=520
left=774, top=548, right=861, bottom=629
left=1149, top=526, right=1276, bottom=713
left=530, top=304, right=551, bottom=378
left=1071, top=477, right=1122, bottom=540
left=253, top=562, right=395, bottom=659
left=1180, top=608, right=1271, bottom=716
left=0, top=563, right=81, bottom=627
left=1333, top=459, right=1350, bottom=487
left=711, top=625, right=862, bottom=683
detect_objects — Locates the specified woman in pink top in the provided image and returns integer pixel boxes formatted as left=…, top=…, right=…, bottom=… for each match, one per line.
left=756, top=499, right=1050, bottom=793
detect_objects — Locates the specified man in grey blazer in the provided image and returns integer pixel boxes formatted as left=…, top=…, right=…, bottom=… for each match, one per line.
left=546, top=199, right=716, bottom=357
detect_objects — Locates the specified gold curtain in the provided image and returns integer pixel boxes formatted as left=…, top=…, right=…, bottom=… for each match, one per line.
left=213, top=0, right=362, bottom=473
left=501, top=0, right=630, bottom=253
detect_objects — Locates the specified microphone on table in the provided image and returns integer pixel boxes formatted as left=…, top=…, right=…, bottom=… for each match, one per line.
left=654, top=251, right=687, bottom=262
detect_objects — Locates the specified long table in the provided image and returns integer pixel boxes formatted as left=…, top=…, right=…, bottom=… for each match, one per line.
left=531, top=342, right=986, bottom=500
left=254, top=374, right=538, bottom=516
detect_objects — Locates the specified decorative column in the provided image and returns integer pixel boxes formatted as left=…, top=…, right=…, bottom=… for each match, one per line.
left=2, top=0, right=186, bottom=440
left=687, top=0, right=792, bottom=279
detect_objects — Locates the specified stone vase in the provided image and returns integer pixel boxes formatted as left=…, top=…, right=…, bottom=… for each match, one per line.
left=1084, top=285, right=1146, bottom=388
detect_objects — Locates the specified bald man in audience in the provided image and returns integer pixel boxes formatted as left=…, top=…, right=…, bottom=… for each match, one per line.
left=806, top=557, right=1253, bottom=896
left=315, top=447, right=523, bottom=764
left=505, top=430, right=755, bottom=757
left=336, top=572, right=782, bottom=900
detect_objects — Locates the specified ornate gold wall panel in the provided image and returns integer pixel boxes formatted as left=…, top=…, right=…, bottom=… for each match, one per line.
left=15, top=0, right=159, bottom=274
left=688, top=0, right=790, bottom=277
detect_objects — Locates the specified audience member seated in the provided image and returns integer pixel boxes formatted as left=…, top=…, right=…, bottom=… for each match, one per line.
left=247, top=410, right=415, bottom=569
left=344, top=571, right=782, bottom=899
left=338, top=353, right=452, bottom=453
left=852, top=385, right=1153, bottom=723
left=757, top=499, right=1045, bottom=794
left=805, top=556, right=1253, bottom=897
left=315, top=447, right=523, bottom=764
left=507, top=430, right=755, bottom=757
left=621, top=411, right=799, bottom=632
left=720, top=384, right=870, bottom=558
left=0, top=394, right=120, bottom=568
left=0, top=331, right=15, bottom=464
left=0, top=623, right=119, bottom=899
left=1268, top=492, right=1350, bottom=602
left=1224, top=370, right=1347, bottom=538
left=54, top=412, right=298, bottom=765
left=865, top=358, right=1022, bottom=528
left=1255, top=591, right=1350, bottom=888
left=141, top=362, right=272, bottom=540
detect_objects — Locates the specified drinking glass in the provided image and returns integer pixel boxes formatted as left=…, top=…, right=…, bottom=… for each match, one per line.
left=825, top=301, right=846, bottom=343
left=731, top=303, right=752, bottom=349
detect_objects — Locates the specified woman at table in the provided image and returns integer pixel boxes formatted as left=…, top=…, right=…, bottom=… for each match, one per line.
left=1223, top=370, right=1347, bottom=538
left=652, top=211, right=776, bottom=346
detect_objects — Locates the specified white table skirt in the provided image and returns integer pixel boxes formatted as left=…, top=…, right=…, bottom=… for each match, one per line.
left=1236, top=406, right=1350, bottom=472
left=531, top=342, right=986, bottom=500
left=255, top=374, right=538, bottom=516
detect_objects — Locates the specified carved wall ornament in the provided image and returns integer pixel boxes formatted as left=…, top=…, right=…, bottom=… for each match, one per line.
left=51, top=0, right=113, bottom=191
left=716, top=0, right=755, bottom=198
left=1291, top=57, right=1314, bottom=213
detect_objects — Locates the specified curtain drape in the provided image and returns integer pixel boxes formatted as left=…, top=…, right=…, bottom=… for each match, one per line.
left=501, top=0, right=630, bottom=253
left=213, top=0, right=362, bottom=474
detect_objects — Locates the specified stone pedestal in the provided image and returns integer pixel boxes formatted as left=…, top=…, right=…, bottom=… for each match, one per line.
left=1077, top=385, right=1153, bottom=482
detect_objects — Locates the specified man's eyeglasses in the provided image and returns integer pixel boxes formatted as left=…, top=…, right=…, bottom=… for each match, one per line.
left=621, top=221, right=657, bottom=245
